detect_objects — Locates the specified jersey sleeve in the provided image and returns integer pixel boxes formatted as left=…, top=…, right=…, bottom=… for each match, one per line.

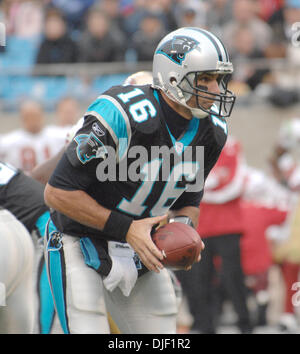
left=49, top=95, right=131, bottom=191
left=65, top=114, right=116, bottom=168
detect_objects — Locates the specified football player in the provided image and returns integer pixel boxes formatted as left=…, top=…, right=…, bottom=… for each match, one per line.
left=44, top=27, right=235, bottom=333
left=0, top=208, right=35, bottom=333
left=0, top=161, right=50, bottom=333
left=0, top=161, right=55, bottom=334
left=0, top=100, right=67, bottom=173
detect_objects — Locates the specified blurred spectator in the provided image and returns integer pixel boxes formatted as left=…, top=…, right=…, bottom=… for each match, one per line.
left=78, top=9, right=124, bottom=63
left=241, top=166, right=291, bottom=327
left=97, top=0, right=126, bottom=45
left=0, top=100, right=64, bottom=172
left=175, top=0, right=207, bottom=29
left=119, top=0, right=135, bottom=15
left=270, top=117, right=300, bottom=192
left=141, top=0, right=178, bottom=31
left=267, top=0, right=300, bottom=59
left=268, top=0, right=300, bottom=42
left=50, top=0, right=96, bottom=35
left=121, top=0, right=147, bottom=35
left=154, top=0, right=178, bottom=32
left=265, top=1, right=300, bottom=104
left=176, top=137, right=252, bottom=334
left=1, top=0, right=44, bottom=39
left=230, top=24, right=270, bottom=91
left=35, top=8, right=78, bottom=65
left=253, top=0, right=284, bottom=22
left=269, top=116, right=300, bottom=332
left=223, top=0, right=273, bottom=54
left=130, top=11, right=167, bottom=62
left=205, top=0, right=233, bottom=37
left=55, top=96, right=80, bottom=127
left=43, top=97, right=81, bottom=153
left=122, top=0, right=174, bottom=36
left=269, top=192, right=300, bottom=333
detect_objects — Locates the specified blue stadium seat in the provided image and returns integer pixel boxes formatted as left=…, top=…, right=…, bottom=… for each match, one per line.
left=0, top=36, right=40, bottom=73
left=92, top=74, right=130, bottom=94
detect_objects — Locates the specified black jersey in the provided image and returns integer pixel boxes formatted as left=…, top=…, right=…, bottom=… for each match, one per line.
left=49, top=84, right=227, bottom=241
left=0, top=161, right=49, bottom=233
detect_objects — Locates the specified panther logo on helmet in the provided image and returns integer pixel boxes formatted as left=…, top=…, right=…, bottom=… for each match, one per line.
left=156, top=36, right=199, bottom=65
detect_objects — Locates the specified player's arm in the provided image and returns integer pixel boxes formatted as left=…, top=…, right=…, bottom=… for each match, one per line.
left=30, top=147, right=65, bottom=185
left=45, top=113, right=165, bottom=272
left=30, top=118, right=85, bottom=185
left=45, top=180, right=166, bottom=273
left=169, top=206, right=200, bottom=229
left=44, top=183, right=111, bottom=230
left=169, top=184, right=203, bottom=228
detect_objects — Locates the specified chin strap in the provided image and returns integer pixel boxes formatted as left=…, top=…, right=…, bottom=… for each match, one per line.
left=172, top=80, right=209, bottom=119
left=155, top=73, right=210, bottom=119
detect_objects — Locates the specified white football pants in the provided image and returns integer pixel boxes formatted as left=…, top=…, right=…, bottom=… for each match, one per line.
left=45, top=227, right=178, bottom=334
left=0, top=209, right=35, bottom=334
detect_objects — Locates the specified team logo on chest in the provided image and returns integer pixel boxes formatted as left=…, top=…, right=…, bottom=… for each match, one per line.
left=74, top=132, right=108, bottom=164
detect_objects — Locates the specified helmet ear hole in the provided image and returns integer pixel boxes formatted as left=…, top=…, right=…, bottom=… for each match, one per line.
left=170, top=77, right=177, bottom=86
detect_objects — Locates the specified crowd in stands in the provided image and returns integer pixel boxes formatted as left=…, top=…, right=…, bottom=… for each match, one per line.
left=0, top=0, right=299, bottom=93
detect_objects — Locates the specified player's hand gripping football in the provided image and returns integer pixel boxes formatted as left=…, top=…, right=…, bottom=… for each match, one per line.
left=125, top=214, right=168, bottom=273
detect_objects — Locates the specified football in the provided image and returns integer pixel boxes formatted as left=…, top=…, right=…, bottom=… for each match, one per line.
left=152, top=222, right=202, bottom=270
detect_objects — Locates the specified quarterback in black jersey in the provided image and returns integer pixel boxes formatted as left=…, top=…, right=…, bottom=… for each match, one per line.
left=44, top=27, right=236, bottom=334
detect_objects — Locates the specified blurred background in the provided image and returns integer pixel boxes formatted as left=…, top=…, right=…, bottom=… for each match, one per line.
left=0, top=0, right=300, bottom=334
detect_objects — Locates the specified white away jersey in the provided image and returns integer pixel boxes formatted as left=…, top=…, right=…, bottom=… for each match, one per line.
left=0, top=127, right=69, bottom=172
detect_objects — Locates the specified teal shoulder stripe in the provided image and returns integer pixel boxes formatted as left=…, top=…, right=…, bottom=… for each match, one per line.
left=86, top=96, right=131, bottom=161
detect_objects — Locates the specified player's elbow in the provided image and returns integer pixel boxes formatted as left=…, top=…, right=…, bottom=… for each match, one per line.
left=44, top=183, right=60, bottom=209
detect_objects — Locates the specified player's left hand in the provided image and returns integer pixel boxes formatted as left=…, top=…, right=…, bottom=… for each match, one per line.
left=125, top=214, right=168, bottom=273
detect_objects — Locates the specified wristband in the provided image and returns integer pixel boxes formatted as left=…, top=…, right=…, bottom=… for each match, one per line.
left=103, top=210, right=133, bottom=242
left=169, top=215, right=194, bottom=228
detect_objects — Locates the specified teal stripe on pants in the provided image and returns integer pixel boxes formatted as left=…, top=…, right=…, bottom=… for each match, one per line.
left=48, top=247, right=69, bottom=334
left=39, top=261, right=55, bottom=334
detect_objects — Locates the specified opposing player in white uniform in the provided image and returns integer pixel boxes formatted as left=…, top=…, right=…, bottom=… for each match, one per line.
left=270, top=117, right=300, bottom=191
left=0, top=100, right=68, bottom=173
left=0, top=161, right=56, bottom=334
left=0, top=163, right=35, bottom=333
